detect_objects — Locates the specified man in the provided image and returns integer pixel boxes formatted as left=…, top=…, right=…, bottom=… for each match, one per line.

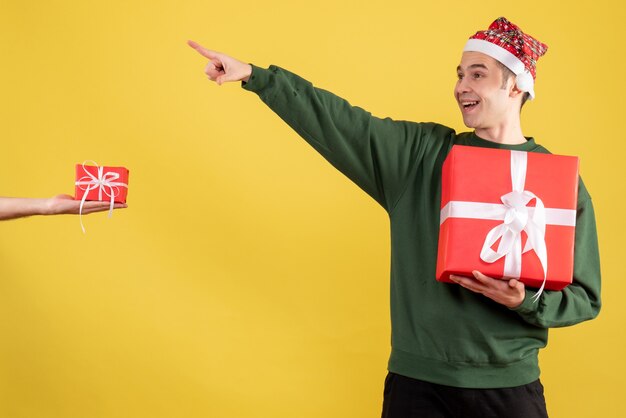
left=0, top=195, right=126, bottom=220
left=188, top=17, right=601, bottom=417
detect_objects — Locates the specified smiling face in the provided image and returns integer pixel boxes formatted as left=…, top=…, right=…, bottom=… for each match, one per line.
left=455, top=51, right=519, bottom=130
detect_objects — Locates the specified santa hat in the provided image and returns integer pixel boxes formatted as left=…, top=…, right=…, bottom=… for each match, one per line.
left=464, top=17, right=548, bottom=100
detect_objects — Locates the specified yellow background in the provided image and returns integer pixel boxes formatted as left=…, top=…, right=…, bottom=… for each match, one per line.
left=0, top=1, right=623, bottom=417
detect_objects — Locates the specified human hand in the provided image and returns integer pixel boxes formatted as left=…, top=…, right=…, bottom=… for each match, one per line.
left=449, top=271, right=525, bottom=308
left=45, top=194, right=127, bottom=215
left=187, top=40, right=252, bottom=85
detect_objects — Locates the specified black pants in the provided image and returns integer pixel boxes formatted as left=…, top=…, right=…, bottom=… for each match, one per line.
left=381, top=372, right=548, bottom=418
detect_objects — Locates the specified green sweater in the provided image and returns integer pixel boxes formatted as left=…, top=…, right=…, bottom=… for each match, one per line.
left=243, top=65, right=602, bottom=388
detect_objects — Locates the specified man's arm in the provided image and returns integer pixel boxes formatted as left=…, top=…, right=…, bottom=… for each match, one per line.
left=510, top=195, right=601, bottom=327
left=0, top=195, right=127, bottom=221
left=188, top=41, right=441, bottom=211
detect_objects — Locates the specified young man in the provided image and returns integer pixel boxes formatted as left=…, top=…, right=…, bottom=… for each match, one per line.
left=188, top=17, right=601, bottom=417
left=0, top=195, right=126, bottom=220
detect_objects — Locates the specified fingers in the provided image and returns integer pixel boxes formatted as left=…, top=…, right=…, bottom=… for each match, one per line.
left=60, top=199, right=126, bottom=215
left=82, top=201, right=126, bottom=209
left=216, top=70, right=243, bottom=85
left=187, top=40, right=218, bottom=60
left=216, top=74, right=232, bottom=85
left=80, top=207, right=109, bottom=215
left=189, top=41, right=251, bottom=85
left=471, top=270, right=493, bottom=284
left=212, top=69, right=237, bottom=85
left=449, top=271, right=505, bottom=294
left=81, top=201, right=127, bottom=208
left=79, top=203, right=127, bottom=215
left=508, top=278, right=519, bottom=288
left=449, top=274, right=484, bottom=293
left=450, top=272, right=526, bottom=307
left=204, top=61, right=224, bottom=82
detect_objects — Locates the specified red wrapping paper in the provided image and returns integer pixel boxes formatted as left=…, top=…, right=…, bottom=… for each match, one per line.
left=74, top=163, right=129, bottom=204
left=435, top=145, right=578, bottom=291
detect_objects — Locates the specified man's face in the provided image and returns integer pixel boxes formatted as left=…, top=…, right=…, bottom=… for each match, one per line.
left=454, top=52, right=515, bottom=129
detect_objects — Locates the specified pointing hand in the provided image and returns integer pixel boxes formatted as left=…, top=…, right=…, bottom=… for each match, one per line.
left=187, top=40, right=252, bottom=85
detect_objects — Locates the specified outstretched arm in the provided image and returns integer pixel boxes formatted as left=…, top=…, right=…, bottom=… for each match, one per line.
left=187, top=40, right=439, bottom=211
left=0, top=195, right=127, bottom=221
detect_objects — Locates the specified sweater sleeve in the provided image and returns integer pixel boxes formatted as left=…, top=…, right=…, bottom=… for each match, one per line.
left=242, top=65, right=431, bottom=211
left=512, top=181, right=602, bottom=328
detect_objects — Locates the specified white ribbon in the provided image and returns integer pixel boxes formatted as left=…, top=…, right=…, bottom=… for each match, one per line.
left=440, top=151, right=576, bottom=302
left=75, top=160, right=128, bottom=234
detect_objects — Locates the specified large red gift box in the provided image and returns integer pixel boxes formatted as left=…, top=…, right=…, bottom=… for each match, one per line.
left=74, top=163, right=129, bottom=204
left=436, top=145, right=579, bottom=291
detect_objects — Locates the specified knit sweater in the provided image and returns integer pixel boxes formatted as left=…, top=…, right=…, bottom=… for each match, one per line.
left=242, top=65, right=601, bottom=388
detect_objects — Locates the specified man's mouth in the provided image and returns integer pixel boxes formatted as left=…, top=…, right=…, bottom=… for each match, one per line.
left=461, top=100, right=480, bottom=110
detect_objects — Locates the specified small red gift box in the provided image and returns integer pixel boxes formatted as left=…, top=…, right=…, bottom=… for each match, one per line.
left=436, top=145, right=579, bottom=292
left=74, top=162, right=129, bottom=204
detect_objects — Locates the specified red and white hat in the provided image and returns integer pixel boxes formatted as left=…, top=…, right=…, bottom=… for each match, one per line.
left=464, top=17, right=548, bottom=100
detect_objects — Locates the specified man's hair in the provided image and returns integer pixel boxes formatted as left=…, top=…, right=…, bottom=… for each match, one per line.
left=495, top=61, right=530, bottom=109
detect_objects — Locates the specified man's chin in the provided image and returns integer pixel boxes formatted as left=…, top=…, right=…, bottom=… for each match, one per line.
left=461, top=118, right=478, bottom=129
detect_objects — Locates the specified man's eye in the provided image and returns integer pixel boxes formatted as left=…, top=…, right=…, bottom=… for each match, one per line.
left=473, top=73, right=483, bottom=79
left=457, top=74, right=464, bottom=80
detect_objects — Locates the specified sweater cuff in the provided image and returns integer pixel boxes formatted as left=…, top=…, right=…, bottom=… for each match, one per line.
left=242, top=64, right=270, bottom=92
left=510, top=289, right=538, bottom=314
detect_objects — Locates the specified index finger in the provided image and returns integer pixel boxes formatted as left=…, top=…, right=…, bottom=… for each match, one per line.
left=187, top=40, right=218, bottom=59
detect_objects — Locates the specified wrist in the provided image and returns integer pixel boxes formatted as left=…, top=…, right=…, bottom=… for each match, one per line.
left=38, top=198, right=54, bottom=215
left=242, top=64, right=253, bottom=83
left=506, top=297, right=524, bottom=309
left=509, top=289, right=536, bottom=312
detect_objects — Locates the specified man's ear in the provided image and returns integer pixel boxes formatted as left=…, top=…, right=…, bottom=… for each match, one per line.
left=509, top=78, right=525, bottom=99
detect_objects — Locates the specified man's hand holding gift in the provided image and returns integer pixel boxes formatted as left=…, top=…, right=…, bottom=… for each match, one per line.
left=449, top=271, right=526, bottom=308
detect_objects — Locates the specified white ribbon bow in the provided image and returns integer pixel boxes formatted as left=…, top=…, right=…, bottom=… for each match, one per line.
left=440, top=151, right=576, bottom=302
left=75, top=160, right=128, bottom=234
left=479, top=152, right=548, bottom=302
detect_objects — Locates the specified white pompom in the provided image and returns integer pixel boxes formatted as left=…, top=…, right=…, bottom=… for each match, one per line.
left=516, top=71, right=534, bottom=93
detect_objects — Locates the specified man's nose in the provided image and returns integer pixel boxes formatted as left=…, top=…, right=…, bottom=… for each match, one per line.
left=455, top=78, right=470, bottom=95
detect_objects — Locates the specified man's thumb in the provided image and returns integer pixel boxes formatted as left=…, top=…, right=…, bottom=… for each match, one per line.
left=216, top=73, right=238, bottom=85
